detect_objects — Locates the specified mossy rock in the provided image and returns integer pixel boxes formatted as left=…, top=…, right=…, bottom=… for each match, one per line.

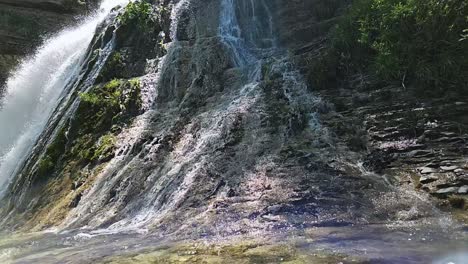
left=97, top=52, right=126, bottom=83
left=33, top=78, right=142, bottom=183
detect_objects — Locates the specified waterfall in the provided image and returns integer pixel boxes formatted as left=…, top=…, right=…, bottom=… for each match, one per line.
left=219, top=0, right=250, bottom=66
left=219, top=0, right=276, bottom=67
left=53, top=0, right=279, bottom=233
left=0, top=0, right=130, bottom=197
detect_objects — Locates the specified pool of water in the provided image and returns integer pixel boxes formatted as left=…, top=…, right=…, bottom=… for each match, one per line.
left=0, top=223, right=466, bottom=263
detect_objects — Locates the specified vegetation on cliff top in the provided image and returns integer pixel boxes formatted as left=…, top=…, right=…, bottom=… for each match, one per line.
left=314, top=0, right=467, bottom=96
left=118, top=0, right=153, bottom=30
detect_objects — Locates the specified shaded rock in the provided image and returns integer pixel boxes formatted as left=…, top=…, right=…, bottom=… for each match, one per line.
left=69, top=192, right=83, bottom=208
left=419, top=167, right=436, bottom=174
left=419, top=175, right=438, bottom=184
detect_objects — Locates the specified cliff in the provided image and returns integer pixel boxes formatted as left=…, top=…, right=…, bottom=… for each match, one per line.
left=0, top=0, right=98, bottom=88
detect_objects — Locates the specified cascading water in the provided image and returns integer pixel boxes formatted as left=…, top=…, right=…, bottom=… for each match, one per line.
left=220, top=0, right=324, bottom=135
left=58, top=0, right=324, bottom=234
left=0, top=0, right=130, bottom=197
left=219, top=0, right=276, bottom=67
left=49, top=0, right=284, bottom=233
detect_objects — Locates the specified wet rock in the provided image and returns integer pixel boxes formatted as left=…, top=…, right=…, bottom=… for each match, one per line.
left=419, top=175, right=438, bottom=184
left=419, top=167, right=436, bottom=174
left=459, top=177, right=468, bottom=187
left=71, top=181, right=84, bottom=190
left=441, top=166, right=458, bottom=172
left=434, top=187, right=459, bottom=196
left=69, top=192, right=83, bottom=208
left=448, top=196, right=466, bottom=209
left=458, top=186, right=468, bottom=194
left=407, top=150, right=434, bottom=158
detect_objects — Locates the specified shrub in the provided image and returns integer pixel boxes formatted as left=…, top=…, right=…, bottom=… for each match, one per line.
left=328, top=0, right=468, bottom=95
left=119, top=0, right=153, bottom=30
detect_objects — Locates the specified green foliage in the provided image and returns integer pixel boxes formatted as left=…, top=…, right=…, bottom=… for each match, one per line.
left=78, top=91, right=100, bottom=105
left=0, top=10, right=40, bottom=38
left=327, top=0, right=468, bottom=95
left=73, top=78, right=141, bottom=160
left=119, top=0, right=153, bottom=30
left=69, top=134, right=94, bottom=163
left=92, top=134, right=117, bottom=162
left=77, top=78, right=141, bottom=135
left=310, top=0, right=344, bottom=20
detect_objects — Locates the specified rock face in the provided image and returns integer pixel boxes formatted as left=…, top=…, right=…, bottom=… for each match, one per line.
left=289, top=7, right=468, bottom=213
left=0, top=0, right=97, bottom=90
left=307, top=74, right=468, bottom=210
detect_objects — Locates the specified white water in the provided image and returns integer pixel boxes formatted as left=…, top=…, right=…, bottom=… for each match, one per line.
left=0, top=0, right=130, bottom=197
left=219, top=0, right=251, bottom=66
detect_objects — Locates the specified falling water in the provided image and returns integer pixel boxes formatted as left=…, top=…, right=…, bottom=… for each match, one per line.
left=219, top=0, right=250, bottom=66
left=219, top=0, right=321, bottom=131
left=219, top=0, right=276, bottom=67
left=0, top=0, right=130, bottom=197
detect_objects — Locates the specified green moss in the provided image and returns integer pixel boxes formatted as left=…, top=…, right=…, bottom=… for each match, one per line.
left=78, top=91, right=100, bottom=105
left=76, top=79, right=126, bottom=134
left=106, top=78, right=123, bottom=90
left=70, top=134, right=95, bottom=162
left=33, top=78, right=141, bottom=183
left=71, top=79, right=140, bottom=161
left=91, top=134, right=117, bottom=162
left=98, top=52, right=125, bottom=83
